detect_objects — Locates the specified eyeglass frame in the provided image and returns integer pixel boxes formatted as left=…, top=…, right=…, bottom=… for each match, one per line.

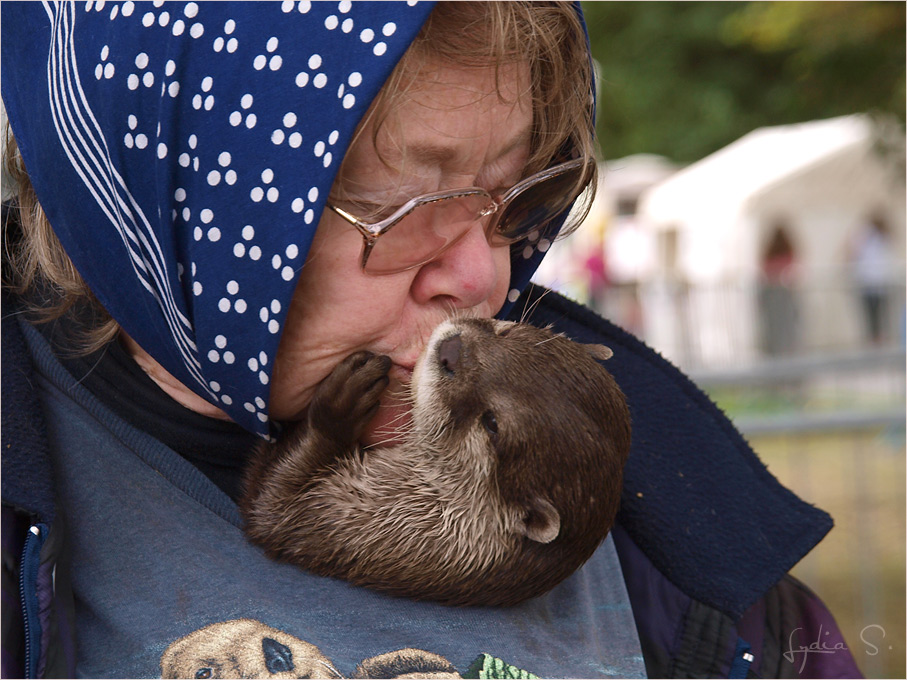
left=326, top=157, right=593, bottom=274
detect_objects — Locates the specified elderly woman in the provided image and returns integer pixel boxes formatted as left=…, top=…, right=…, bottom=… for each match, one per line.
left=2, top=2, right=859, bottom=678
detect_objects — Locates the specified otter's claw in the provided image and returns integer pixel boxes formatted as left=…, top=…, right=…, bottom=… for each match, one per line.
left=308, top=351, right=391, bottom=446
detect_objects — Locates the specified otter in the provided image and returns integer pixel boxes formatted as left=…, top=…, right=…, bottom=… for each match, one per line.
left=240, top=318, right=631, bottom=607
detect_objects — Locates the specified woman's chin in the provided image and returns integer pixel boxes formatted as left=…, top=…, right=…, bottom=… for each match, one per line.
left=360, top=390, right=412, bottom=449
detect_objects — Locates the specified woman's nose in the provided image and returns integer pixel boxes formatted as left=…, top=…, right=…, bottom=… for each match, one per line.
left=409, top=221, right=508, bottom=309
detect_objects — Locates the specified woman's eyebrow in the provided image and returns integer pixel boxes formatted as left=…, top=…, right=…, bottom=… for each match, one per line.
left=405, top=141, right=458, bottom=166
left=406, top=126, right=532, bottom=167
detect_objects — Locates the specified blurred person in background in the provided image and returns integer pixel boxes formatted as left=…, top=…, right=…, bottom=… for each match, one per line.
left=759, top=222, right=800, bottom=356
left=850, top=213, right=897, bottom=345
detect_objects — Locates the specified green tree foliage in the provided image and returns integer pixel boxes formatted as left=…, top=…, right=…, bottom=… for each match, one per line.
left=582, top=1, right=905, bottom=163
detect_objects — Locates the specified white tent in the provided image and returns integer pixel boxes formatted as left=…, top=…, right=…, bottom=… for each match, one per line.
left=636, top=114, right=905, bottom=366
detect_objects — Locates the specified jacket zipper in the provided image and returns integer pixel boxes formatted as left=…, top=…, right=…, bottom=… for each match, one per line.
left=19, top=524, right=47, bottom=679
left=728, top=637, right=754, bottom=678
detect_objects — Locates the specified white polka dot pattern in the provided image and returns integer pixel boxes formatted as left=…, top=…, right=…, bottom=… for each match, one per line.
left=4, top=1, right=435, bottom=436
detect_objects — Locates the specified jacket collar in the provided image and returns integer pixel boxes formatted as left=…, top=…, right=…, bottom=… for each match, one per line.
left=510, top=285, right=832, bottom=619
left=2, top=294, right=58, bottom=525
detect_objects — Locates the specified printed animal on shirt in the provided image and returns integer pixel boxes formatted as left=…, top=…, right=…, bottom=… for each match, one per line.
left=159, top=619, right=338, bottom=679
left=159, top=618, right=536, bottom=679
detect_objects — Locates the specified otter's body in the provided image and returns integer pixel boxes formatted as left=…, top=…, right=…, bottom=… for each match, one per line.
left=240, top=319, right=631, bottom=606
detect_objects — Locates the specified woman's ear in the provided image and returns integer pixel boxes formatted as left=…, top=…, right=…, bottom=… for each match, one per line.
left=519, top=497, right=560, bottom=544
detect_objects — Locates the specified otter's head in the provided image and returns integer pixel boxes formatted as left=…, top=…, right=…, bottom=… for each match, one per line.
left=411, top=318, right=631, bottom=605
left=159, top=619, right=338, bottom=679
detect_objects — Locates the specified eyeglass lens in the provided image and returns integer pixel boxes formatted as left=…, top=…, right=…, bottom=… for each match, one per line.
left=492, top=163, right=589, bottom=243
left=363, top=162, right=588, bottom=274
left=364, top=193, right=494, bottom=274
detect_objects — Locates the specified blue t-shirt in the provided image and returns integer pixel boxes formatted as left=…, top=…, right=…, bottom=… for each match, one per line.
left=26, top=320, right=646, bottom=679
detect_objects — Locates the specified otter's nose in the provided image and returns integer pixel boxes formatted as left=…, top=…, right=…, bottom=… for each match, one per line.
left=438, top=334, right=462, bottom=374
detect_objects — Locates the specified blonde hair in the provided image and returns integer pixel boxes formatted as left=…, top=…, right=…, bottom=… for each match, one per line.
left=3, top=1, right=597, bottom=354
left=366, top=2, right=596, bottom=173
left=3, top=128, right=119, bottom=352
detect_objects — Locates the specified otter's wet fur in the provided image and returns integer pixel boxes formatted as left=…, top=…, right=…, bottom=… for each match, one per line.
left=240, top=318, right=631, bottom=607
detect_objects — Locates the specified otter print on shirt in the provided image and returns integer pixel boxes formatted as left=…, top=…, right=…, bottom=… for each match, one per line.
left=160, top=619, right=536, bottom=679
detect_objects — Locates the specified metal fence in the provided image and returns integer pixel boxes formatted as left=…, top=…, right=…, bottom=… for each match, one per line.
left=689, top=345, right=905, bottom=433
left=691, top=348, right=906, bottom=678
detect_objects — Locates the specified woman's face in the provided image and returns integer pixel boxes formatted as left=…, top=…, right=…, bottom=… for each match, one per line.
left=267, top=59, right=532, bottom=445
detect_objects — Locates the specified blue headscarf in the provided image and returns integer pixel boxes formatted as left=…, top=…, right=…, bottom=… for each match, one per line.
left=2, top=1, right=578, bottom=435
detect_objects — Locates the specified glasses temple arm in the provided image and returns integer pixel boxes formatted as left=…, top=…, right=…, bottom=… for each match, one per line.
left=329, top=204, right=381, bottom=241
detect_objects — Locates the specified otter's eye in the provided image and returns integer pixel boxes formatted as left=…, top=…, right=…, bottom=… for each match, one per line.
left=481, top=410, right=498, bottom=437
left=195, top=669, right=213, bottom=680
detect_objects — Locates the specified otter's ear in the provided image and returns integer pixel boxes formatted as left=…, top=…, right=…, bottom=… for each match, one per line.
left=584, top=344, right=613, bottom=361
left=520, top=497, right=560, bottom=544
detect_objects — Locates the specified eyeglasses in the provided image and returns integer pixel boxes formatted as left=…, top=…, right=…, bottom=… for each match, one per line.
left=327, top=157, right=593, bottom=275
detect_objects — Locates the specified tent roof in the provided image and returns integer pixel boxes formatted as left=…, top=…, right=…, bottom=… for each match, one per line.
left=599, top=153, right=679, bottom=196
left=638, top=115, right=872, bottom=228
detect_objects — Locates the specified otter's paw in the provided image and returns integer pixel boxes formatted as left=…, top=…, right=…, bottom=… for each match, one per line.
left=308, top=351, right=391, bottom=445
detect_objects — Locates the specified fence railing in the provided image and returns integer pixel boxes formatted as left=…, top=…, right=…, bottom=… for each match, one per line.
left=689, top=345, right=905, bottom=435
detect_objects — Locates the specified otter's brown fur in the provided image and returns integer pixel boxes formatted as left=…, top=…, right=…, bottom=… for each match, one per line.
left=240, top=318, right=631, bottom=607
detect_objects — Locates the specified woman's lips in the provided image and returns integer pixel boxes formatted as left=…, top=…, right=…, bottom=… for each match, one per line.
left=390, top=362, right=414, bottom=383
